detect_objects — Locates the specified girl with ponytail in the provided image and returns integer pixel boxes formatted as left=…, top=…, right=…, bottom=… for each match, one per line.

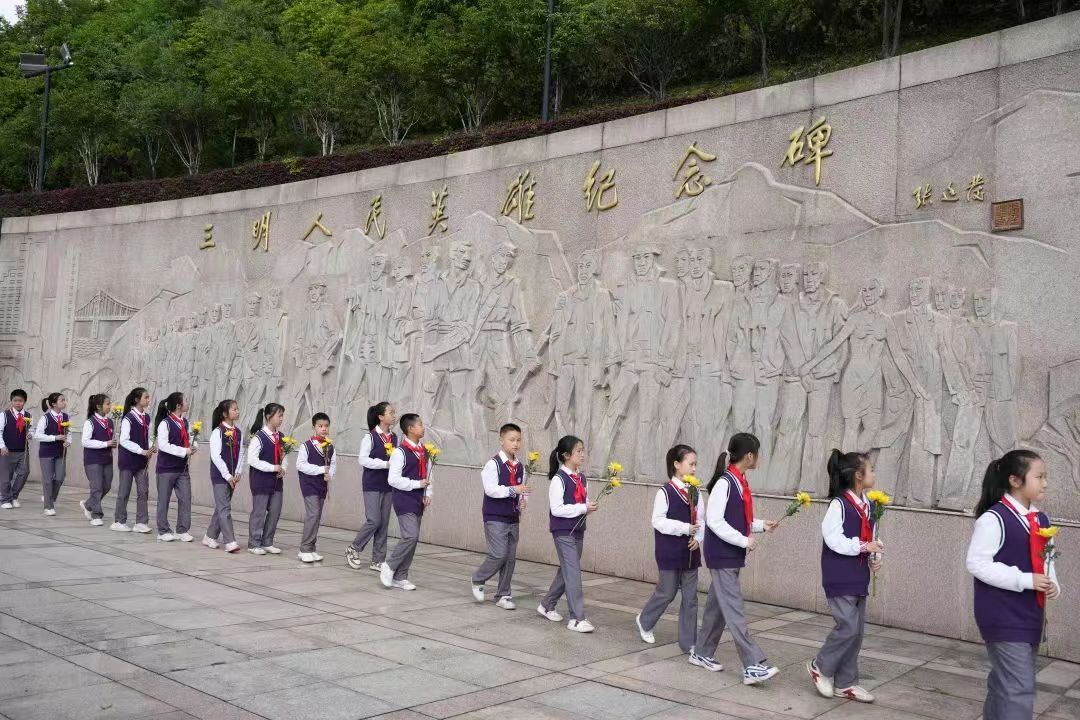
left=33, top=392, right=70, bottom=515
left=79, top=393, right=116, bottom=527
left=966, top=450, right=1061, bottom=720
left=246, top=402, right=286, bottom=555
left=204, top=399, right=244, bottom=553
left=807, top=449, right=884, bottom=703
left=538, top=435, right=596, bottom=633
left=346, top=402, right=398, bottom=571
left=114, top=387, right=153, bottom=532
left=154, top=391, right=196, bottom=543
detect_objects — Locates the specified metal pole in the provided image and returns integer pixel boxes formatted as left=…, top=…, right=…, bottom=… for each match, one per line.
left=36, top=68, right=50, bottom=192
left=541, top=0, right=553, bottom=122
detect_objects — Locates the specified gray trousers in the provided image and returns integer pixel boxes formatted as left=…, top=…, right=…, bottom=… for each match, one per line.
left=471, top=520, right=520, bottom=599
left=301, top=494, right=325, bottom=552
left=248, top=490, right=282, bottom=548
left=156, top=471, right=191, bottom=534
left=815, top=595, right=867, bottom=688
left=40, top=456, right=66, bottom=510
left=984, top=641, right=1037, bottom=720
left=542, top=533, right=586, bottom=622
left=0, top=451, right=29, bottom=502
left=84, top=463, right=113, bottom=519
left=114, top=468, right=149, bottom=525
left=350, top=490, right=393, bottom=563
left=386, top=512, right=421, bottom=580
left=639, top=568, right=700, bottom=653
left=697, top=568, right=767, bottom=668
left=206, top=482, right=236, bottom=545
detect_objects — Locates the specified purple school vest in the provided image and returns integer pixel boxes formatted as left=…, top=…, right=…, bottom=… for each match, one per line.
left=363, top=429, right=396, bottom=492
left=820, top=494, right=873, bottom=598
left=118, top=412, right=150, bottom=472
left=655, top=483, right=701, bottom=570
left=210, top=427, right=242, bottom=485
left=38, top=412, right=68, bottom=459
left=155, top=416, right=190, bottom=474
left=391, top=445, right=426, bottom=517
left=973, top=501, right=1048, bottom=645
left=482, top=455, right=521, bottom=523
left=83, top=416, right=114, bottom=466
left=549, top=470, right=587, bottom=536
left=299, top=439, right=333, bottom=498
left=249, top=430, right=283, bottom=495
left=3, top=409, right=31, bottom=453
left=703, top=473, right=749, bottom=569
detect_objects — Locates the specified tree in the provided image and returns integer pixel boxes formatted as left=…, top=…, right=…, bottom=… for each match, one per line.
left=607, top=0, right=707, bottom=102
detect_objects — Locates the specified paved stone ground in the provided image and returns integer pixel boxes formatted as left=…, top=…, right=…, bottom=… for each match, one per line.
left=0, top=484, right=1078, bottom=720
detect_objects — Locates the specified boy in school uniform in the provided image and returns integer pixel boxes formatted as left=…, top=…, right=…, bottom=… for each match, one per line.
left=379, top=413, right=432, bottom=591
left=296, top=413, right=336, bottom=563
left=0, top=390, right=32, bottom=508
left=471, top=423, right=531, bottom=609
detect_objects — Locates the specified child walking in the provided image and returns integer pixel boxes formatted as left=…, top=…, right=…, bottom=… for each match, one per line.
left=636, top=444, right=705, bottom=653
left=114, top=387, right=154, bottom=533
left=0, top=389, right=32, bottom=509
left=379, top=413, right=432, bottom=590
left=471, top=423, right=531, bottom=609
left=34, top=392, right=71, bottom=516
left=966, top=450, right=1062, bottom=720
left=296, top=413, right=336, bottom=563
left=693, top=432, right=780, bottom=684
left=806, top=450, right=885, bottom=703
left=538, top=435, right=597, bottom=633
left=247, top=402, right=287, bottom=555
left=346, top=402, right=397, bottom=571
left=204, top=399, right=243, bottom=553
left=154, top=392, right=196, bottom=542
left=80, top=393, right=117, bottom=527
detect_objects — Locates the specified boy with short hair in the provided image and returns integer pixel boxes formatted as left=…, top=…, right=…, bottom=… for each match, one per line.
left=296, top=412, right=336, bottom=563
left=471, top=423, right=531, bottom=609
left=0, top=390, right=31, bottom=508
left=379, top=413, right=432, bottom=591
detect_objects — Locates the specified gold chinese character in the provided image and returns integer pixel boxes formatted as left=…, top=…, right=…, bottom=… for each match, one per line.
left=781, top=117, right=833, bottom=186
left=583, top=160, right=618, bottom=212
left=428, top=184, right=449, bottom=234
left=364, top=195, right=386, bottom=239
left=966, top=174, right=985, bottom=202
left=501, top=171, right=536, bottom=223
left=251, top=212, right=271, bottom=252
left=199, top=224, right=215, bottom=250
left=301, top=212, right=332, bottom=242
left=941, top=182, right=959, bottom=202
left=913, top=184, right=933, bottom=209
left=673, top=142, right=717, bottom=199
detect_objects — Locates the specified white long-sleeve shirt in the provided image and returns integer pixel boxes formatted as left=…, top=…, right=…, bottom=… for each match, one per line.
left=81, top=415, right=113, bottom=449
left=548, top=466, right=588, bottom=518
left=358, top=428, right=393, bottom=471
left=481, top=451, right=522, bottom=499
left=297, top=441, right=337, bottom=478
left=821, top=493, right=869, bottom=557
left=966, top=493, right=1062, bottom=595
left=157, top=419, right=189, bottom=458
left=210, top=424, right=246, bottom=481
left=705, top=472, right=764, bottom=549
left=119, top=412, right=151, bottom=455
left=388, top=443, right=433, bottom=496
left=0, top=408, right=30, bottom=450
left=34, top=411, right=71, bottom=444
left=653, top=478, right=705, bottom=543
left=247, top=428, right=288, bottom=473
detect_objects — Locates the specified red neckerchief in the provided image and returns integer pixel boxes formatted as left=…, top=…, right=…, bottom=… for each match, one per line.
left=269, top=431, right=282, bottom=465
left=845, top=490, right=872, bottom=542
left=670, top=479, right=697, bottom=525
left=568, top=470, right=587, bottom=504
left=170, top=414, right=189, bottom=447
left=310, top=436, right=328, bottom=459
left=378, top=429, right=393, bottom=448
left=728, top=464, right=753, bottom=536
left=94, top=414, right=113, bottom=439
left=402, top=439, right=427, bottom=480
left=222, top=425, right=239, bottom=461
left=504, top=456, right=520, bottom=486
left=13, top=408, right=25, bottom=433
left=1027, top=511, right=1049, bottom=609
left=131, top=410, right=148, bottom=429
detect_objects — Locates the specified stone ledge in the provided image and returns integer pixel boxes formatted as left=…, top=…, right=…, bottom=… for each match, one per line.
left=814, top=57, right=900, bottom=106
left=901, top=33, right=1002, bottom=88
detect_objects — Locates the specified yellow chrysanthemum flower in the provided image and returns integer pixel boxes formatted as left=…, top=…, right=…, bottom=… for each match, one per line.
left=384, top=442, right=394, bottom=454
left=867, top=490, right=892, bottom=505
left=683, top=474, right=701, bottom=487
left=1037, top=526, right=1059, bottom=539
left=192, top=421, right=203, bottom=432
left=321, top=438, right=333, bottom=448
left=797, top=491, right=812, bottom=506
left=610, top=478, right=622, bottom=488
left=528, top=450, right=540, bottom=462
left=223, top=429, right=234, bottom=438
left=60, top=421, right=71, bottom=428
left=424, top=443, right=441, bottom=456
left=607, top=462, right=623, bottom=474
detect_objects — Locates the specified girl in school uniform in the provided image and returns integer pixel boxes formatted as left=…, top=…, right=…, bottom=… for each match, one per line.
left=346, top=402, right=397, bottom=571
left=806, top=450, right=885, bottom=703
left=203, top=399, right=243, bottom=553
left=693, top=432, right=780, bottom=684
left=636, top=444, right=705, bottom=653
left=34, top=392, right=71, bottom=516
left=537, top=435, right=597, bottom=633
left=966, top=449, right=1062, bottom=720
left=114, top=387, right=153, bottom=533
left=247, top=402, right=287, bottom=556
left=296, top=412, right=336, bottom=563
left=80, top=393, right=117, bottom=527
left=154, top=392, right=197, bottom=542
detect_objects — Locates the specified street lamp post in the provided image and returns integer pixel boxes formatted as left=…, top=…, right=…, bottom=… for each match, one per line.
left=19, top=43, right=74, bottom=192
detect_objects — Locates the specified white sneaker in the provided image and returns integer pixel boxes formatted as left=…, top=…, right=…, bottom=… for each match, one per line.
left=369, top=562, right=382, bottom=572
left=264, top=545, right=281, bottom=554
left=689, top=652, right=723, bottom=672
left=567, top=619, right=595, bottom=633
left=496, top=596, right=516, bottom=610
left=537, top=604, right=563, bottom=622
left=90, top=518, right=103, bottom=526
left=176, top=533, right=194, bottom=543
left=202, top=536, right=219, bottom=549
left=743, top=664, right=780, bottom=685
left=44, top=509, right=56, bottom=516
left=471, top=585, right=485, bottom=602
left=635, top=614, right=655, bottom=644
left=298, top=552, right=316, bottom=563
left=344, top=546, right=364, bottom=569
left=80, top=500, right=91, bottom=520
left=11, top=499, right=20, bottom=507
left=110, top=522, right=131, bottom=532
left=807, top=659, right=834, bottom=698
left=835, top=686, right=875, bottom=703
left=1, top=502, right=12, bottom=509
left=379, top=562, right=394, bottom=588
left=311, top=553, right=323, bottom=562
left=224, top=542, right=240, bottom=553
left=248, top=547, right=267, bottom=555
left=132, top=523, right=151, bottom=533
left=393, top=579, right=416, bottom=591
left=157, top=533, right=175, bottom=542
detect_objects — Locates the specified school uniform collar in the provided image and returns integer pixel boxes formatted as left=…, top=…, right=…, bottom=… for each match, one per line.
left=94, top=413, right=109, bottom=422
left=375, top=425, right=393, bottom=438
left=1001, top=493, right=1037, bottom=516
left=727, top=464, right=746, bottom=484
left=560, top=465, right=583, bottom=480
left=260, top=426, right=279, bottom=440
left=498, top=451, right=518, bottom=465
left=844, top=490, right=868, bottom=510
left=49, top=409, right=63, bottom=420
left=668, top=476, right=688, bottom=490
left=221, top=421, right=235, bottom=430
left=401, top=437, right=424, bottom=452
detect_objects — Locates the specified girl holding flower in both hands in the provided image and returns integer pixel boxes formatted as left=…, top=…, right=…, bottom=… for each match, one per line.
left=295, top=412, right=336, bottom=563
left=966, top=450, right=1062, bottom=720
left=203, top=399, right=244, bottom=553
left=34, top=392, right=71, bottom=516
left=79, top=393, right=118, bottom=527
left=806, top=450, right=885, bottom=704
left=113, top=387, right=154, bottom=533
left=247, top=402, right=287, bottom=556
left=636, top=444, right=705, bottom=654
left=538, top=435, right=598, bottom=634
left=154, top=392, right=197, bottom=542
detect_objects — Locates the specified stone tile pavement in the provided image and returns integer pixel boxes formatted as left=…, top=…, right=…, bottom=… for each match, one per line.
left=0, top=483, right=1078, bottom=720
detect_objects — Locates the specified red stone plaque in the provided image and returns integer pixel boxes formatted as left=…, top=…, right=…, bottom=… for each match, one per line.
left=991, top=199, right=1023, bottom=232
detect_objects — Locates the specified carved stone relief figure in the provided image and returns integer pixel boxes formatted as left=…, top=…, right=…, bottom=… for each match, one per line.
left=289, top=281, right=342, bottom=423
left=767, top=263, right=807, bottom=493
left=235, top=293, right=264, bottom=430
left=344, top=253, right=392, bottom=406
left=178, top=315, right=197, bottom=398
left=412, top=245, right=442, bottom=412
left=387, top=256, right=418, bottom=410
left=194, top=306, right=216, bottom=421
left=727, top=255, right=755, bottom=436
left=666, top=247, right=693, bottom=467
left=749, top=258, right=783, bottom=484
left=939, top=286, right=984, bottom=510
left=219, top=300, right=242, bottom=401
left=933, top=284, right=948, bottom=313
